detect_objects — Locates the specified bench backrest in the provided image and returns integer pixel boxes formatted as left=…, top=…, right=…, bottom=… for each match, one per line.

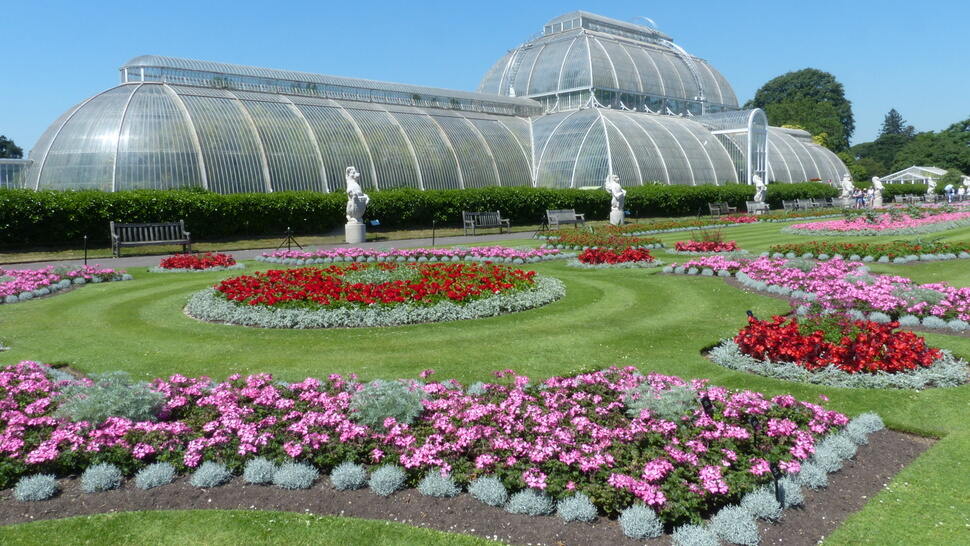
left=111, top=221, right=186, bottom=243
left=463, top=211, right=503, bottom=225
left=547, top=209, right=578, bottom=222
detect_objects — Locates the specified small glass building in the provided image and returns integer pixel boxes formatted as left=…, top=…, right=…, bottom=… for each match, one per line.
left=22, top=11, right=846, bottom=193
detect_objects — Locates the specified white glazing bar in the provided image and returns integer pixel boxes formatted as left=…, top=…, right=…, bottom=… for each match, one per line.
left=227, top=91, right=273, bottom=192
left=494, top=118, right=532, bottom=182
left=590, top=37, right=620, bottom=88
left=162, top=85, right=209, bottom=190
left=534, top=110, right=583, bottom=181
left=602, top=114, right=643, bottom=184
left=111, top=84, right=142, bottom=192
left=616, top=111, right=670, bottom=183
left=380, top=106, right=424, bottom=190
left=617, top=43, right=644, bottom=92
left=642, top=116, right=695, bottom=185
left=280, top=95, right=329, bottom=192
left=329, top=100, right=380, bottom=191
left=421, top=110, right=465, bottom=189
left=461, top=116, right=502, bottom=187
left=569, top=117, right=600, bottom=188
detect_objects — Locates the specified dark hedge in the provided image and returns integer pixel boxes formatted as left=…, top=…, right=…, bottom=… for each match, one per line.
left=0, top=183, right=838, bottom=248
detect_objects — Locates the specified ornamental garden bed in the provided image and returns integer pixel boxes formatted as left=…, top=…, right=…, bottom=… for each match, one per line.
left=0, top=362, right=906, bottom=544
left=149, top=252, right=244, bottom=273
left=0, top=265, right=131, bottom=305
left=766, top=240, right=970, bottom=264
left=665, top=256, right=970, bottom=333
left=565, top=248, right=662, bottom=269
left=784, top=208, right=970, bottom=236
left=666, top=238, right=750, bottom=257
left=600, top=215, right=757, bottom=236
left=537, top=231, right=663, bottom=251
left=185, top=262, right=564, bottom=328
left=709, top=314, right=968, bottom=389
left=257, top=246, right=569, bottom=265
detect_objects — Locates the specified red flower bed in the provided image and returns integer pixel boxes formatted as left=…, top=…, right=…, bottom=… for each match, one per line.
left=578, top=248, right=656, bottom=265
left=734, top=315, right=941, bottom=374
left=215, top=262, right=536, bottom=308
left=160, top=252, right=236, bottom=270
left=723, top=215, right=758, bottom=224
left=674, top=240, right=739, bottom=252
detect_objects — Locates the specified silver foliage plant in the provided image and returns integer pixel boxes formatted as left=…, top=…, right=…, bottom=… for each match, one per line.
left=242, top=457, right=277, bottom=484
left=618, top=504, right=663, bottom=539
left=329, top=461, right=367, bottom=491
left=416, top=470, right=460, bottom=498
left=349, top=379, right=426, bottom=429
left=135, top=462, right=175, bottom=490
left=505, top=489, right=554, bottom=516
left=272, top=462, right=319, bottom=490
left=710, top=505, right=760, bottom=545
left=54, top=371, right=166, bottom=424
left=368, top=465, right=406, bottom=497
left=14, top=474, right=59, bottom=502
left=623, top=383, right=698, bottom=421
left=672, top=524, right=719, bottom=546
left=185, top=275, right=565, bottom=329
left=468, top=476, right=508, bottom=507
left=555, top=492, right=598, bottom=523
left=80, top=462, right=123, bottom=493
left=189, top=461, right=231, bottom=488
left=740, top=487, right=782, bottom=521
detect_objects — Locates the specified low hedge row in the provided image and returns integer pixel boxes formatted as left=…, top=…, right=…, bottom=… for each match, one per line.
left=0, top=183, right=837, bottom=248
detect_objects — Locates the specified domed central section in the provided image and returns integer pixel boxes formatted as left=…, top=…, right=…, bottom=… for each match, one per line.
left=478, top=11, right=738, bottom=115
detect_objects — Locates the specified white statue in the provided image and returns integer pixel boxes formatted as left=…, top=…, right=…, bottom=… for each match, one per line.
left=604, top=173, right=626, bottom=212
left=839, top=173, right=854, bottom=199
left=963, top=175, right=970, bottom=187
left=603, top=174, right=626, bottom=225
left=345, top=166, right=369, bottom=224
left=752, top=173, right=767, bottom=203
left=871, top=176, right=883, bottom=208
left=927, top=178, right=937, bottom=196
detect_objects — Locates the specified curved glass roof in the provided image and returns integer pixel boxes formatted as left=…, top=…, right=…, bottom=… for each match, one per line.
left=122, top=55, right=543, bottom=117
left=478, top=12, right=737, bottom=114
left=532, top=108, right=740, bottom=188
left=27, top=83, right=533, bottom=193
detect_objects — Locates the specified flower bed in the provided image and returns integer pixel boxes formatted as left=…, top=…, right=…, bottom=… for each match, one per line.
left=766, top=240, right=970, bottom=264
left=672, top=240, right=739, bottom=254
left=566, top=248, right=661, bottom=269
left=784, top=210, right=970, bottom=236
left=186, top=263, right=563, bottom=328
left=0, top=265, right=131, bottom=305
left=0, top=361, right=854, bottom=529
left=601, top=215, right=756, bottom=236
left=150, top=253, right=244, bottom=273
left=538, top=231, right=662, bottom=251
left=709, top=314, right=968, bottom=389
left=258, top=246, right=569, bottom=265
left=666, top=256, right=970, bottom=331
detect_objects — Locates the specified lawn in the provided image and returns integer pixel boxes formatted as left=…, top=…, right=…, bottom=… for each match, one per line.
left=1, top=219, right=969, bottom=544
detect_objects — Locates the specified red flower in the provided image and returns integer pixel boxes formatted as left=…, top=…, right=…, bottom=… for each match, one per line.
left=160, top=253, right=236, bottom=270
left=578, top=248, right=655, bottom=265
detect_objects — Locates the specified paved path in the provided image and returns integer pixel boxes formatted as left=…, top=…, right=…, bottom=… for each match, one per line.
left=8, top=230, right=540, bottom=270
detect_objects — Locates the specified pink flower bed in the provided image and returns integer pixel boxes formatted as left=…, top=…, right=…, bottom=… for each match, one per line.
left=0, top=362, right=846, bottom=524
left=790, top=211, right=970, bottom=234
left=0, top=265, right=125, bottom=300
left=260, top=246, right=563, bottom=262
left=678, top=256, right=970, bottom=321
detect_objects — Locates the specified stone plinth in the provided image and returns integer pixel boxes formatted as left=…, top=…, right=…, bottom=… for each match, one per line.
left=609, top=210, right=625, bottom=226
left=345, top=223, right=366, bottom=244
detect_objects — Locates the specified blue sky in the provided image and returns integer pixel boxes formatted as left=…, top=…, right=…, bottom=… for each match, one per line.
left=3, top=0, right=967, bottom=152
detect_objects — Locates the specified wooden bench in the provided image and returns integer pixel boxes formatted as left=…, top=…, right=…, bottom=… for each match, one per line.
left=745, top=201, right=770, bottom=214
left=795, top=198, right=815, bottom=210
left=708, top=202, right=738, bottom=216
left=110, top=220, right=191, bottom=257
left=546, top=209, right=586, bottom=229
left=462, top=211, right=510, bottom=236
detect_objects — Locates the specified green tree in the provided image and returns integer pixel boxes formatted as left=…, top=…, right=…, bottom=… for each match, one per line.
left=851, top=133, right=914, bottom=175
left=892, top=122, right=970, bottom=173
left=764, top=100, right=845, bottom=151
left=879, top=108, right=914, bottom=137
left=0, top=135, right=23, bottom=159
left=745, top=68, right=854, bottom=150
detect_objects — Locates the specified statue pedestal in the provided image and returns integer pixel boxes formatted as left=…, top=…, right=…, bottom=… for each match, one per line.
left=873, top=196, right=883, bottom=208
left=345, top=223, right=366, bottom=244
left=609, top=210, right=625, bottom=226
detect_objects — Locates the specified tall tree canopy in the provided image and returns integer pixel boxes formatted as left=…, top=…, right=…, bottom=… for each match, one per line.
left=879, top=109, right=914, bottom=137
left=0, top=136, right=23, bottom=159
left=745, top=68, right=854, bottom=151
left=892, top=116, right=970, bottom=173
left=764, top=100, right=845, bottom=151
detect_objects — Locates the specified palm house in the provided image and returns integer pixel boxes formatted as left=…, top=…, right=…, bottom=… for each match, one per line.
left=20, top=11, right=847, bottom=193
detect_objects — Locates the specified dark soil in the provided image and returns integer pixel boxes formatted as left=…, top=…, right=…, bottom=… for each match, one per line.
left=0, top=430, right=930, bottom=545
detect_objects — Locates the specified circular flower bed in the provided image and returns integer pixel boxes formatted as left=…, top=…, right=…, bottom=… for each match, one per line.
left=767, top=240, right=970, bottom=264
left=185, top=262, right=564, bottom=328
left=537, top=231, right=663, bottom=250
left=674, top=240, right=738, bottom=253
left=566, top=248, right=662, bottom=269
left=784, top=209, right=970, bottom=236
left=150, top=252, right=244, bottom=273
left=710, top=314, right=968, bottom=389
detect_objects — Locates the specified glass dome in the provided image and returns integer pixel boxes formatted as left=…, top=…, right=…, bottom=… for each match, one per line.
left=478, top=11, right=738, bottom=116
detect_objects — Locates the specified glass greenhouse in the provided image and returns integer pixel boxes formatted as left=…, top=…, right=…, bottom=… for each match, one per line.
left=22, top=11, right=846, bottom=193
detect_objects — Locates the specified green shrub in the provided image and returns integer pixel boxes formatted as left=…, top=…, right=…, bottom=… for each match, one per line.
left=54, top=372, right=165, bottom=424
left=0, top=183, right=838, bottom=248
